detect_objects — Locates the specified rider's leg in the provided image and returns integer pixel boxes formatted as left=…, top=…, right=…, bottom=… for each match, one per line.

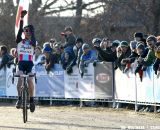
left=27, top=75, right=35, bottom=113
left=26, top=62, right=35, bottom=112
left=27, top=77, right=34, bottom=101
left=16, top=71, right=23, bottom=109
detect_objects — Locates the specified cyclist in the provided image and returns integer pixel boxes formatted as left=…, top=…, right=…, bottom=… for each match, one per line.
left=15, top=10, right=36, bottom=113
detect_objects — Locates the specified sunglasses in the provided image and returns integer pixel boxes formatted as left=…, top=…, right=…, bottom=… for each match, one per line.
left=24, top=28, right=30, bottom=32
left=103, top=39, right=109, bottom=42
left=50, top=40, right=55, bottom=43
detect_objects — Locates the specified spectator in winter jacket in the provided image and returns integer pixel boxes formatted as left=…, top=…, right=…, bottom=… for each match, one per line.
left=0, top=45, right=13, bottom=70
left=115, top=41, right=131, bottom=72
left=42, top=46, right=59, bottom=73
left=122, top=41, right=138, bottom=72
left=94, top=38, right=117, bottom=62
left=49, top=38, right=57, bottom=49
left=134, top=43, right=146, bottom=81
left=33, top=46, right=45, bottom=66
left=8, top=48, right=17, bottom=65
left=134, top=32, right=146, bottom=45
left=153, top=42, right=160, bottom=76
left=92, top=38, right=101, bottom=61
left=134, top=32, right=148, bottom=57
left=111, top=40, right=120, bottom=52
left=79, top=43, right=97, bottom=78
left=142, top=35, right=156, bottom=67
left=69, top=37, right=84, bottom=70
left=61, top=45, right=76, bottom=71
left=60, top=26, right=76, bottom=72
left=61, top=26, right=76, bottom=48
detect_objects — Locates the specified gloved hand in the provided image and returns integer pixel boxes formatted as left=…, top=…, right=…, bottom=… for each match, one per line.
left=66, top=66, right=73, bottom=75
left=21, top=10, right=27, bottom=18
left=80, top=72, right=84, bottom=78
left=93, top=61, right=97, bottom=67
left=142, top=65, right=147, bottom=71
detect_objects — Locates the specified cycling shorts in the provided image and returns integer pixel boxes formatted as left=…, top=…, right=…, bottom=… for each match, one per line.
left=18, top=61, right=33, bottom=74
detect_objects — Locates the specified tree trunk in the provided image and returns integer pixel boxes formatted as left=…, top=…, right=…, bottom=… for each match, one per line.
left=74, top=0, right=83, bottom=32
left=152, top=0, right=160, bottom=35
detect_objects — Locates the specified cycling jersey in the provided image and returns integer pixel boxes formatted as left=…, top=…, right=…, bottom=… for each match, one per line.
left=17, top=39, right=34, bottom=62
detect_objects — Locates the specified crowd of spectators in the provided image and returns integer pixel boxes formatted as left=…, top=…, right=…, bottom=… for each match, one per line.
left=0, top=28, right=160, bottom=79
left=0, top=25, right=160, bottom=112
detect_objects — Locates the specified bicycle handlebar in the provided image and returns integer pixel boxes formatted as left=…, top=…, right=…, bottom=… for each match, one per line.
left=13, top=73, right=36, bottom=78
left=12, top=73, right=37, bottom=84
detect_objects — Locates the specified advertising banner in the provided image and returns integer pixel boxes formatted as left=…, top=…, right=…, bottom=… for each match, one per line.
left=115, top=68, right=135, bottom=101
left=6, top=65, right=17, bottom=96
left=78, top=63, right=95, bottom=99
left=0, top=67, right=6, bottom=96
left=64, top=66, right=79, bottom=98
left=35, top=64, right=64, bottom=97
left=94, top=62, right=113, bottom=99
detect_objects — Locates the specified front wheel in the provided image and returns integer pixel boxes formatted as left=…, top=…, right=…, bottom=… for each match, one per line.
left=22, top=87, right=28, bottom=123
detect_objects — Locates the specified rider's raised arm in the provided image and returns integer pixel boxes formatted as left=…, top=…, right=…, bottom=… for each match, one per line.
left=16, top=10, right=27, bottom=44
left=16, top=19, right=23, bottom=44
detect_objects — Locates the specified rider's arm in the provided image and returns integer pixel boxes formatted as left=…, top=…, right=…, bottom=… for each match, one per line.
left=16, top=19, right=23, bottom=44
left=16, top=10, right=27, bottom=44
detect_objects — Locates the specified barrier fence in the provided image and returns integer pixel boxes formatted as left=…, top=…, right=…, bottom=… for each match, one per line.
left=1, top=62, right=160, bottom=106
left=115, top=63, right=160, bottom=105
left=2, top=62, right=113, bottom=100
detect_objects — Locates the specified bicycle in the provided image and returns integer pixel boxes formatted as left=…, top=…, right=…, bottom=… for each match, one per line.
left=12, top=70, right=37, bottom=123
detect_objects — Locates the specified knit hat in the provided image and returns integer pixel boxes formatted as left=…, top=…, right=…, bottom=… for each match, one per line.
left=76, top=37, right=83, bottom=43
left=120, top=41, right=128, bottom=47
left=64, top=26, right=73, bottom=32
left=136, top=43, right=145, bottom=51
left=92, top=38, right=101, bottom=45
left=130, top=41, right=137, bottom=50
left=82, top=43, right=90, bottom=50
left=134, top=32, right=143, bottom=39
left=42, top=46, right=52, bottom=53
left=112, top=40, right=120, bottom=47
left=43, top=42, right=51, bottom=48
left=146, top=35, right=157, bottom=43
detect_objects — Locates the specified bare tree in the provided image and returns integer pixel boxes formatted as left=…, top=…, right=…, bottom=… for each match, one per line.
left=0, top=0, right=16, bottom=48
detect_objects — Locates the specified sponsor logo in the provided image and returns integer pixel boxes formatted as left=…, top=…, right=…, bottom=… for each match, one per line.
left=96, top=73, right=110, bottom=83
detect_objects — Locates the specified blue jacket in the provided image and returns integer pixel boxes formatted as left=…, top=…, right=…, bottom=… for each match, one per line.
left=61, top=46, right=76, bottom=69
left=80, top=50, right=97, bottom=62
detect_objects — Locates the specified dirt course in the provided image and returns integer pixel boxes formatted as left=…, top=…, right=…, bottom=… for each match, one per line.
left=0, top=103, right=160, bottom=130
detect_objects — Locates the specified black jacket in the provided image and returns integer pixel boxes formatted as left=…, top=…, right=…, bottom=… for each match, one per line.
left=0, top=53, right=13, bottom=70
left=64, top=33, right=76, bottom=48
left=45, top=53, right=60, bottom=72
left=94, top=46, right=117, bottom=62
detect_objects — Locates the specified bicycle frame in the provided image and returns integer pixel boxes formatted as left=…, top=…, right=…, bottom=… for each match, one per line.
left=13, top=72, right=36, bottom=123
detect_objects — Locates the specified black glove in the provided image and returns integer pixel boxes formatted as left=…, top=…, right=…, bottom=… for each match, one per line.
left=21, top=10, right=27, bottom=18
left=66, top=66, right=73, bottom=75
left=142, top=65, right=147, bottom=71
left=93, top=61, right=97, bottom=67
left=81, top=72, right=84, bottom=78
left=37, top=63, right=43, bottom=66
